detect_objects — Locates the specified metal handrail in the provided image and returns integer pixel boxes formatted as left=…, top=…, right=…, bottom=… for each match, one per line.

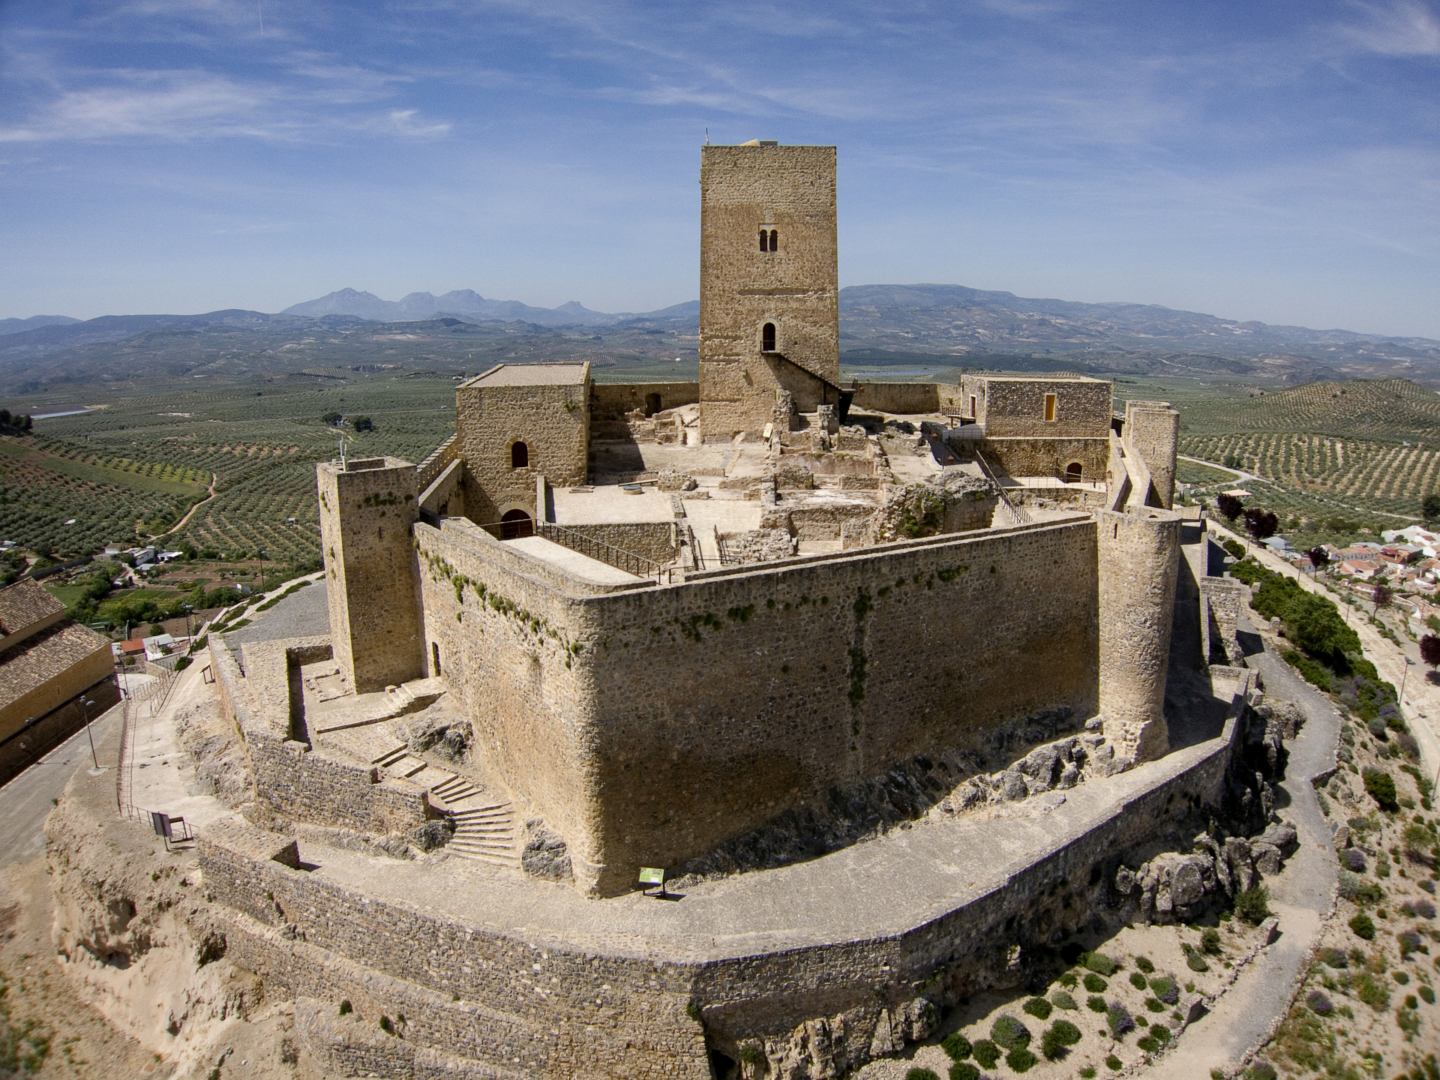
left=974, top=451, right=1031, bottom=525
left=714, top=524, right=740, bottom=566
left=472, top=519, right=670, bottom=582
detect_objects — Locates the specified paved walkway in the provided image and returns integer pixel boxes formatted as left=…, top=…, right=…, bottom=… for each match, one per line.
left=1147, top=639, right=1341, bottom=1078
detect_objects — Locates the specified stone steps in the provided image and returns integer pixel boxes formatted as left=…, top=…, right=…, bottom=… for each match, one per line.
left=448, top=800, right=520, bottom=868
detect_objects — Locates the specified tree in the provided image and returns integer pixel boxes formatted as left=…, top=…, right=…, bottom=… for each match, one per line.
left=1216, top=493, right=1244, bottom=521
left=1243, top=508, right=1278, bottom=543
left=321, top=411, right=342, bottom=426
left=1373, top=581, right=1392, bottom=615
left=351, top=416, right=374, bottom=433
left=1421, top=634, right=1440, bottom=671
left=1309, top=546, right=1330, bottom=575
left=1425, top=492, right=1440, bottom=524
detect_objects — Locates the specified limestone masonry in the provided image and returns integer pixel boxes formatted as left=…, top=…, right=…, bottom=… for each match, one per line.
left=188, top=142, right=1249, bottom=1079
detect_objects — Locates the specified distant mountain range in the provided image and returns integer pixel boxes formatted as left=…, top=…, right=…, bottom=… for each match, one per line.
left=3, top=284, right=1440, bottom=393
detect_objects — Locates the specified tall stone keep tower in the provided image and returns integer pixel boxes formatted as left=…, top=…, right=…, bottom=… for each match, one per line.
left=699, top=142, right=840, bottom=439
left=317, top=457, right=426, bottom=693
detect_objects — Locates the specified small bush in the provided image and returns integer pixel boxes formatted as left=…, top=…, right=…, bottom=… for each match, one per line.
left=972, top=1040, right=1000, bottom=1069
left=1399, top=929, right=1424, bottom=957
left=739, top=1045, right=766, bottom=1066
left=1417, top=899, right=1438, bottom=919
left=1341, top=848, right=1367, bottom=872
left=1149, top=1023, right=1171, bottom=1042
left=940, top=1032, right=972, bottom=1061
left=1134, top=955, right=1155, bottom=974
left=1149, top=976, right=1179, bottom=1004
left=1319, top=947, right=1349, bottom=968
left=1006, top=1047, right=1037, bottom=1073
left=1050, top=990, right=1078, bottom=1011
left=1236, top=885, right=1271, bottom=925
left=1395, top=970, right=1411, bottom=985
left=1022, top=996, right=1052, bottom=1020
left=174, top=655, right=192, bottom=671
left=1058, top=970, right=1078, bottom=988
left=1201, top=927, right=1222, bottom=955
left=1083, top=972, right=1108, bottom=993
left=1129, top=971, right=1147, bottom=990
left=1040, top=1019, right=1082, bottom=1060
left=1422, top=986, right=1436, bottom=1004
left=1086, top=994, right=1108, bottom=1013
left=1107, top=1001, right=1136, bottom=1037
left=1106, top=1054, right=1123, bottom=1071
left=1145, top=996, right=1166, bottom=1012
left=905, top=1070, right=940, bottom=1080
left=1187, top=952, right=1210, bottom=972
left=948, top=1065, right=979, bottom=1080
left=1350, top=912, right=1377, bottom=940
left=1364, top=768, right=1400, bottom=811
left=990, top=1014, right=1030, bottom=1051
left=338, top=1000, right=352, bottom=1016
left=1080, top=1068, right=1097, bottom=1079
left=379, top=1015, right=394, bottom=1035
left=1082, top=951, right=1118, bottom=976
left=1137, top=1036, right=1160, bottom=1053
left=1247, top=1063, right=1277, bottom=1080
left=1306, top=989, right=1334, bottom=1015
left=1356, top=972, right=1390, bottom=1009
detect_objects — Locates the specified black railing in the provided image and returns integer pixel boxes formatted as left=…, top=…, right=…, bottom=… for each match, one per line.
left=974, top=451, right=1031, bottom=525
left=473, top=519, right=669, bottom=582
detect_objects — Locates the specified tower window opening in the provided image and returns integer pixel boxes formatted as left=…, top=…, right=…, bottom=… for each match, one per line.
left=511, top=441, right=529, bottom=468
left=1066, top=462, right=1083, bottom=482
left=969, top=395, right=977, bottom=418
left=1044, top=393, right=1057, bottom=422
left=768, top=229, right=778, bottom=251
left=762, top=323, right=776, bottom=353
left=759, top=230, right=768, bottom=252
left=759, top=228, right=777, bottom=252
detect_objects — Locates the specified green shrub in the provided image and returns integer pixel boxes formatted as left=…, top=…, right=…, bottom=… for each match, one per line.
left=948, top=1065, right=979, bottom=1080
left=972, top=1039, right=1000, bottom=1069
left=1365, top=769, right=1400, bottom=812
left=338, top=1000, right=352, bottom=1016
left=1149, top=976, right=1178, bottom=1005
left=1223, top=538, right=1245, bottom=559
left=905, top=1070, right=939, bottom=1080
left=1086, top=995, right=1108, bottom=1013
left=1022, top=996, right=1052, bottom=1020
left=1201, top=927, right=1222, bottom=955
left=174, top=655, right=192, bottom=671
left=1355, top=972, right=1390, bottom=1009
left=1083, top=972, right=1108, bottom=993
left=1082, top=951, right=1118, bottom=976
left=1350, top=912, right=1377, bottom=940
left=739, top=1045, right=765, bottom=1066
left=990, top=1014, right=1030, bottom=1050
left=1134, top=955, right=1155, bottom=974
left=1129, top=971, right=1147, bottom=990
left=940, top=1032, right=972, bottom=1061
left=1080, top=1068, right=1097, bottom=1079
left=1145, top=997, right=1166, bottom=1012
left=1050, top=990, right=1078, bottom=1010
left=1246, top=1063, right=1277, bottom=1080
left=1138, top=1036, right=1160, bottom=1053
left=379, top=1015, right=394, bottom=1034
left=1058, top=970, right=1078, bottom=989
left=1107, top=1054, right=1123, bottom=1071
left=1187, top=952, right=1210, bottom=972
left=1040, top=1019, right=1082, bottom=1060
left=1236, top=885, right=1271, bottom=924
left=1006, top=1047, right=1037, bottom=1073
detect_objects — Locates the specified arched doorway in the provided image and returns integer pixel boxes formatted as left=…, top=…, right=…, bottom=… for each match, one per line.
left=761, top=322, right=776, bottom=353
left=1065, top=462, right=1083, bottom=483
left=644, top=392, right=662, bottom=417
left=510, top=441, right=529, bottom=468
left=500, top=509, right=534, bottom=540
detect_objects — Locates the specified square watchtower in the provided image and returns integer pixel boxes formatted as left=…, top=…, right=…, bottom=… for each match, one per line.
left=699, top=142, right=840, bottom=439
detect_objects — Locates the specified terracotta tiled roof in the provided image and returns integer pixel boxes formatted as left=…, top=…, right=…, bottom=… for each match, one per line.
left=0, top=579, right=63, bottom=638
left=0, top=621, right=111, bottom=712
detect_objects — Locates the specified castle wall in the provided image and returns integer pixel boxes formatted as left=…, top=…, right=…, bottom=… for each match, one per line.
left=419, top=518, right=1101, bottom=896
left=194, top=675, right=1250, bottom=1080
left=589, top=382, right=699, bottom=421
left=699, top=145, right=840, bottom=438
left=849, top=382, right=941, bottom=415
left=1096, top=508, right=1181, bottom=764
left=977, top=437, right=1110, bottom=481
left=1124, top=400, right=1180, bottom=510
left=455, top=371, right=590, bottom=524
left=317, top=458, right=426, bottom=693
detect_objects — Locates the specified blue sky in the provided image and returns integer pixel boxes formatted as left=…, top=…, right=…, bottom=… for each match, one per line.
left=2, top=1, right=1439, bottom=338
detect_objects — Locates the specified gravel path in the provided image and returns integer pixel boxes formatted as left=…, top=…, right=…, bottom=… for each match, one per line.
left=226, top=576, right=329, bottom=645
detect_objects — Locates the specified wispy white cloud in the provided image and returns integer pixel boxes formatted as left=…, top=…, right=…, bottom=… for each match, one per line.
left=1338, top=0, right=1440, bottom=56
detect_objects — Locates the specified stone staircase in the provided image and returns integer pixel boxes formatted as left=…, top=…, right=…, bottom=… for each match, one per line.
left=447, top=802, right=521, bottom=869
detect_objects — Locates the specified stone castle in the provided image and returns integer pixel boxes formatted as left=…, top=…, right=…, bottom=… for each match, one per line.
left=193, top=143, right=1267, bottom=1080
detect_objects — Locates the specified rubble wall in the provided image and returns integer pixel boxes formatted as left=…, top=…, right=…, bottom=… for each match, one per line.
left=589, top=382, right=699, bottom=421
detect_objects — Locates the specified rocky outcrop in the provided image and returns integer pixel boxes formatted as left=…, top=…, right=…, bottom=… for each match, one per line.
left=863, top=470, right=998, bottom=545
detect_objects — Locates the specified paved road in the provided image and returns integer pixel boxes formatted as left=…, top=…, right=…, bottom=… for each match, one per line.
left=0, top=703, right=123, bottom=868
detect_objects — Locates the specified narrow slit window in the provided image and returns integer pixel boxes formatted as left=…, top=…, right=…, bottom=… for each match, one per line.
left=1044, top=393, right=1057, bottom=422
left=511, top=441, right=529, bottom=468
left=970, top=395, right=977, bottom=418
left=768, top=229, right=778, bottom=251
left=759, top=230, right=768, bottom=252
left=762, top=323, right=776, bottom=352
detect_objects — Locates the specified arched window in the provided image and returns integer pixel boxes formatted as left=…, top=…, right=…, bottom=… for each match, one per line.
left=761, top=323, right=776, bottom=353
left=510, top=441, right=529, bottom=468
left=768, top=229, right=778, bottom=252
left=1066, top=462, right=1083, bottom=483
left=500, top=509, right=534, bottom=540
left=759, top=230, right=768, bottom=252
